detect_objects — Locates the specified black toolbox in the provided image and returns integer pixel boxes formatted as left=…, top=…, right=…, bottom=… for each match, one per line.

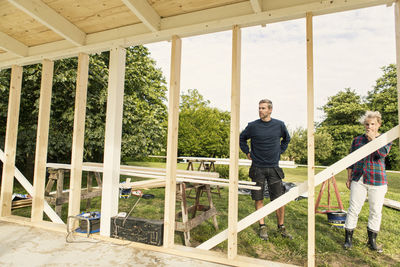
left=110, top=216, right=163, bottom=246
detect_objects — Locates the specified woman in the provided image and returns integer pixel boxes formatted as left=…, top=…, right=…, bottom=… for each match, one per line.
left=343, top=111, right=392, bottom=253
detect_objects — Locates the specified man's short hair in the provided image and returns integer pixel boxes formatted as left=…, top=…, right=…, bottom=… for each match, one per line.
left=360, top=111, right=382, bottom=125
left=259, top=99, right=273, bottom=109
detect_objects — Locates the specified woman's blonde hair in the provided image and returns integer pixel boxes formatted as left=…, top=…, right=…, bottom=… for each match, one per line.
left=360, top=111, right=382, bottom=125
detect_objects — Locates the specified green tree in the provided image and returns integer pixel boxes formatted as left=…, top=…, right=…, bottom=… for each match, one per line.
left=282, top=128, right=333, bottom=165
left=178, top=89, right=230, bottom=157
left=318, top=88, right=366, bottom=163
left=0, top=46, right=168, bottom=178
left=366, top=64, right=399, bottom=170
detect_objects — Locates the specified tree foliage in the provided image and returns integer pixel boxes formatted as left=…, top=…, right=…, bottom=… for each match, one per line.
left=318, top=88, right=366, bottom=163
left=178, top=89, right=230, bottom=157
left=0, top=46, right=168, bottom=178
left=317, top=66, right=399, bottom=169
left=283, top=128, right=333, bottom=165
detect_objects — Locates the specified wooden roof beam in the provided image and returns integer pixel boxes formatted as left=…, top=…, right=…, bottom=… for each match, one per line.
left=121, top=0, right=161, bottom=32
left=250, top=0, right=263, bottom=13
left=0, top=32, right=28, bottom=57
left=0, top=0, right=395, bottom=69
left=7, top=0, right=86, bottom=46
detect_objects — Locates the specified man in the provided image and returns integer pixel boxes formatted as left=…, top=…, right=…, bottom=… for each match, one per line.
left=239, top=99, right=291, bottom=241
left=343, top=111, right=391, bottom=252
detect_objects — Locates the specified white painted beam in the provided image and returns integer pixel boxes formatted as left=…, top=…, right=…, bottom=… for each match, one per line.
left=7, top=0, right=86, bottom=46
left=0, top=32, right=28, bottom=57
left=68, top=53, right=89, bottom=218
left=0, top=0, right=394, bottom=69
left=31, top=59, right=54, bottom=222
left=197, top=125, right=399, bottom=250
left=163, top=36, right=182, bottom=248
left=121, top=0, right=161, bottom=32
left=250, top=0, right=263, bottom=13
left=306, top=12, right=315, bottom=267
left=100, top=47, right=126, bottom=237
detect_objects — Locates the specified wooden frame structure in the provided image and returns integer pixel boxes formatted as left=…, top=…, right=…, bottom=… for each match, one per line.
left=1, top=1, right=400, bottom=266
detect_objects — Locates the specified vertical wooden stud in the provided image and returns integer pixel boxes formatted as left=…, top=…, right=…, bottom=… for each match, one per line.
left=68, top=53, right=89, bottom=218
left=306, top=12, right=315, bottom=267
left=228, top=25, right=241, bottom=260
left=31, top=59, right=54, bottom=222
left=395, top=3, right=400, bottom=143
left=100, top=47, right=126, bottom=236
left=55, top=170, right=64, bottom=217
left=163, top=35, right=182, bottom=248
left=0, top=65, right=22, bottom=217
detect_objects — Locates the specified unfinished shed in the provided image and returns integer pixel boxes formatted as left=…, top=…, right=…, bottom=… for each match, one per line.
left=0, top=0, right=399, bottom=266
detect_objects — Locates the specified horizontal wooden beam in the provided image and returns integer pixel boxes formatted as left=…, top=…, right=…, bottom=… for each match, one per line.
left=250, top=0, right=263, bottom=13
left=0, top=32, right=28, bottom=57
left=0, top=0, right=394, bottom=69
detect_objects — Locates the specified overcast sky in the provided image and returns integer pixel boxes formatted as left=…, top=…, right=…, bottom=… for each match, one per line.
left=145, top=5, right=396, bottom=131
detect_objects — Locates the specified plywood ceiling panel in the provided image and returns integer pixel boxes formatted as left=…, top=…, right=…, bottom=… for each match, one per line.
left=149, top=0, right=247, bottom=17
left=0, top=1, right=63, bottom=47
left=42, top=0, right=142, bottom=33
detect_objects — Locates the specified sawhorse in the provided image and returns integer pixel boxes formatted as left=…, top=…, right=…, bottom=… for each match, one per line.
left=315, top=176, right=344, bottom=213
left=175, top=182, right=219, bottom=246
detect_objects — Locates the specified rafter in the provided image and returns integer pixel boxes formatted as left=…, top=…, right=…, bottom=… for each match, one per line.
left=121, top=0, right=161, bottom=32
left=0, top=0, right=395, bottom=69
left=0, top=31, right=28, bottom=57
left=7, top=0, right=86, bottom=46
left=250, top=0, right=263, bottom=13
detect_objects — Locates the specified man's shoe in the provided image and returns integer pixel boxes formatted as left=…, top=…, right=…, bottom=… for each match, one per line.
left=278, top=225, right=293, bottom=240
left=259, top=225, right=269, bottom=241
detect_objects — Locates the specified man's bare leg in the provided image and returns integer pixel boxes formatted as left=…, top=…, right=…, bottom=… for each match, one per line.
left=255, top=200, right=264, bottom=224
left=276, top=205, right=292, bottom=239
left=276, top=205, right=285, bottom=225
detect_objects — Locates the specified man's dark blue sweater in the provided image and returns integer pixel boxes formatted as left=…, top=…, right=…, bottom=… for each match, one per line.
left=239, top=118, right=290, bottom=168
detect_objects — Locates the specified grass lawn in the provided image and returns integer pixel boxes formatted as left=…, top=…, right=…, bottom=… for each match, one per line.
left=11, top=163, right=400, bottom=267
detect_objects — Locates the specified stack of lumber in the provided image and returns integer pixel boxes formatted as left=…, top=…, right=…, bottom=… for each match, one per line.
left=46, top=162, right=260, bottom=191
left=12, top=198, right=32, bottom=209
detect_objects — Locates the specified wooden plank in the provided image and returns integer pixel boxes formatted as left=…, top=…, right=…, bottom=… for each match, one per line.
left=0, top=31, right=28, bottom=57
left=250, top=0, right=263, bottom=13
left=0, top=149, right=64, bottom=224
left=228, top=24, right=241, bottom=260
left=163, top=35, right=182, bottom=248
left=0, top=65, right=22, bottom=217
left=306, top=12, right=315, bottom=267
left=55, top=170, right=64, bottom=216
left=100, top=47, right=126, bottom=237
left=121, top=0, right=160, bottom=32
left=197, top=125, right=399, bottom=250
left=67, top=53, right=89, bottom=218
left=31, top=59, right=54, bottom=222
left=383, top=198, right=400, bottom=210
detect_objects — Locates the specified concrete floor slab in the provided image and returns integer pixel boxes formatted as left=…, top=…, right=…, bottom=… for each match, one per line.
left=0, top=221, right=228, bottom=267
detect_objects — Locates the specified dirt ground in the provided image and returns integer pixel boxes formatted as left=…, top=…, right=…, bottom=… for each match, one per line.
left=0, top=220, right=228, bottom=267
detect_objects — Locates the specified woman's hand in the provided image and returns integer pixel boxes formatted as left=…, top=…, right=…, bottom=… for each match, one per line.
left=346, top=179, right=352, bottom=190
left=247, top=153, right=252, bottom=160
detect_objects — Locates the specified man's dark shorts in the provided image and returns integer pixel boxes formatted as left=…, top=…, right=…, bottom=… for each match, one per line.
left=249, top=166, right=285, bottom=201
